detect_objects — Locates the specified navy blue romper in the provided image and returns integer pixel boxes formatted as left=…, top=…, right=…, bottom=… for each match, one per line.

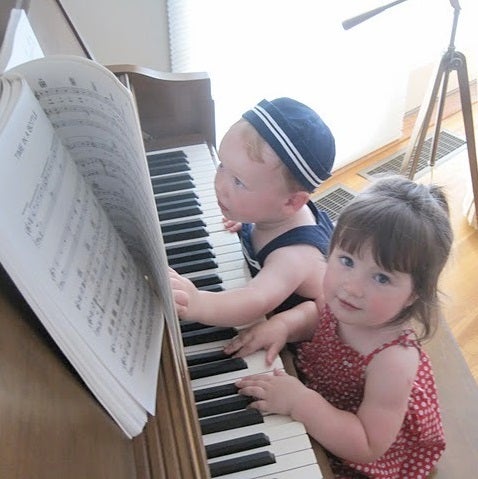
left=238, top=201, right=334, bottom=315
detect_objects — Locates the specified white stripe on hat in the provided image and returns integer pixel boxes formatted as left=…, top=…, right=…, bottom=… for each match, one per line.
left=254, top=105, right=323, bottom=186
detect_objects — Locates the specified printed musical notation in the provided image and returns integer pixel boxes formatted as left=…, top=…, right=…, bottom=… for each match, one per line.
left=0, top=65, right=164, bottom=421
left=0, top=55, right=181, bottom=436
left=18, top=59, right=168, bottom=293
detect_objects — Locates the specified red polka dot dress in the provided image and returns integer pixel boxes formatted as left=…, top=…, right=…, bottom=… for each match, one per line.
left=295, top=306, right=445, bottom=479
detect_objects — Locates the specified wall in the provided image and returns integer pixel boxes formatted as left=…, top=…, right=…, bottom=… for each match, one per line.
left=56, top=0, right=478, bottom=164
left=59, top=0, right=171, bottom=71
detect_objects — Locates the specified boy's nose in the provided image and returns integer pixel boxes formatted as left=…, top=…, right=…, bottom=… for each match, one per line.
left=214, top=173, right=223, bottom=194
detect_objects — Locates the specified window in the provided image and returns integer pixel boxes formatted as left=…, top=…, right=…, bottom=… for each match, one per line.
left=168, top=0, right=477, bottom=170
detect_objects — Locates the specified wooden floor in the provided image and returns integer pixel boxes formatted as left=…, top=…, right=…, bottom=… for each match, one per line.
left=311, top=97, right=478, bottom=383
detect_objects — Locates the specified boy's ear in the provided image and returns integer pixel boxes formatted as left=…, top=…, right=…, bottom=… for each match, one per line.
left=284, top=191, right=309, bottom=212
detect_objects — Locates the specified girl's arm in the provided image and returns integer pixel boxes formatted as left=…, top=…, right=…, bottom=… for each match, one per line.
left=237, top=344, right=419, bottom=463
left=224, top=300, right=320, bottom=364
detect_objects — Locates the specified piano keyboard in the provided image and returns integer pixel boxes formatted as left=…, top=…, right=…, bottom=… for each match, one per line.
left=148, top=143, right=324, bottom=478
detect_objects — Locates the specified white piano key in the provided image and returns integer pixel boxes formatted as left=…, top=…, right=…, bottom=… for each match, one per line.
left=258, top=463, right=324, bottom=479
left=183, top=318, right=265, bottom=354
left=202, top=418, right=307, bottom=446
left=184, top=259, right=246, bottom=283
left=208, top=434, right=312, bottom=465
left=191, top=351, right=283, bottom=389
left=214, top=448, right=319, bottom=479
left=184, top=338, right=235, bottom=355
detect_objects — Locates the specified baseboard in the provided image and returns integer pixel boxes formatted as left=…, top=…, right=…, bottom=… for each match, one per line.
left=402, top=79, right=477, bottom=137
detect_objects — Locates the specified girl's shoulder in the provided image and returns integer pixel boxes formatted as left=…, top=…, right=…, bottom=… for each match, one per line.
left=365, top=330, right=422, bottom=383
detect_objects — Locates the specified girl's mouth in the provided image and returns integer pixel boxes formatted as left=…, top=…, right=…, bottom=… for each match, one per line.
left=338, top=298, right=360, bottom=311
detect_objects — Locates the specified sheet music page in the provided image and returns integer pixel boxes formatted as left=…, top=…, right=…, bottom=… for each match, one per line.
left=9, top=56, right=177, bottom=326
left=0, top=74, right=163, bottom=435
left=0, top=9, right=44, bottom=74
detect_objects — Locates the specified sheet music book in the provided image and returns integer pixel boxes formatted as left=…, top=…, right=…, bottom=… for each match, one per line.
left=0, top=55, right=175, bottom=438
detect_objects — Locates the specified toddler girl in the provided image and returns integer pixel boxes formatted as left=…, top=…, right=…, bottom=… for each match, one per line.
left=230, top=176, right=453, bottom=478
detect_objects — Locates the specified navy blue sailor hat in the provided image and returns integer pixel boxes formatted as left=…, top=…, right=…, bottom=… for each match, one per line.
left=242, top=98, right=335, bottom=192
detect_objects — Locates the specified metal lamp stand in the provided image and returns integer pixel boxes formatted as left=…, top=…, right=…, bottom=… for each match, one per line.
left=399, top=0, right=478, bottom=218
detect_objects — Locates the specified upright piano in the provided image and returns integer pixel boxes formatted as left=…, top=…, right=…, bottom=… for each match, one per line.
left=0, top=1, right=334, bottom=478
left=4, top=2, right=478, bottom=479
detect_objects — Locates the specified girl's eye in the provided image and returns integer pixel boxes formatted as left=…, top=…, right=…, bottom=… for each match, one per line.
left=374, top=273, right=390, bottom=285
left=339, top=255, right=353, bottom=267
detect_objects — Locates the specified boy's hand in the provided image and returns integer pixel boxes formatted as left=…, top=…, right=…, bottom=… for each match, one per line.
left=224, top=318, right=288, bottom=365
left=236, top=369, right=308, bottom=417
left=222, top=217, right=242, bottom=233
left=168, top=267, right=199, bottom=319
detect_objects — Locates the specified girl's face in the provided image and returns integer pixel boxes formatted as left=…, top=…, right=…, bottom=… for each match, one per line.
left=214, top=122, right=292, bottom=224
left=323, top=243, right=415, bottom=330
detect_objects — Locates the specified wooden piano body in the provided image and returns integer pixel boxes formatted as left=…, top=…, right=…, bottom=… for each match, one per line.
left=1, top=1, right=478, bottom=478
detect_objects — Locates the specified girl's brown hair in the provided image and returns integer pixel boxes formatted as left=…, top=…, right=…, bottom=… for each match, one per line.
left=329, top=175, right=453, bottom=340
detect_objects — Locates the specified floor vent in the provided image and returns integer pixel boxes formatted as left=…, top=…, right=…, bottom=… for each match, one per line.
left=313, top=184, right=357, bottom=222
left=359, top=130, right=466, bottom=180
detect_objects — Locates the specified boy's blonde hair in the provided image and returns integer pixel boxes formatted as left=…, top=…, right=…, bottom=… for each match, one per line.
left=238, top=119, right=304, bottom=193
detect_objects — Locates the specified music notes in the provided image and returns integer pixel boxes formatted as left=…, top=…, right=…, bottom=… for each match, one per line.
left=13, top=56, right=169, bottom=304
left=0, top=60, right=164, bottom=428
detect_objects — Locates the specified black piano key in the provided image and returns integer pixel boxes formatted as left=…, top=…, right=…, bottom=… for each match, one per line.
left=152, top=178, right=195, bottom=194
left=199, top=284, right=224, bottom=292
left=190, top=273, right=222, bottom=288
left=205, top=432, right=270, bottom=459
left=156, top=196, right=199, bottom=212
left=147, top=150, right=187, bottom=162
left=161, top=219, right=208, bottom=242
left=156, top=191, right=199, bottom=208
left=194, top=382, right=239, bottom=402
left=162, top=226, right=208, bottom=243
left=166, top=240, right=213, bottom=256
left=158, top=205, right=203, bottom=221
left=209, top=451, right=276, bottom=477
left=180, top=321, right=210, bottom=333
left=149, top=161, right=190, bottom=176
left=186, top=349, right=230, bottom=365
left=149, top=154, right=188, bottom=166
left=196, top=394, right=252, bottom=418
left=168, top=249, right=215, bottom=264
left=200, top=409, right=263, bottom=435
left=161, top=218, right=206, bottom=233
left=182, top=326, right=237, bottom=347
left=188, top=357, right=247, bottom=380
left=149, top=156, right=188, bottom=168
left=170, top=258, right=218, bottom=275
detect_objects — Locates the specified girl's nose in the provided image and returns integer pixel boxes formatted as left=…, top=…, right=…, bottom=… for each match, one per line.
left=342, top=273, right=364, bottom=297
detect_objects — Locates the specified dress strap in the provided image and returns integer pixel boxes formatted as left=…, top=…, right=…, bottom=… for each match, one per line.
left=363, top=329, right=419, bottom=366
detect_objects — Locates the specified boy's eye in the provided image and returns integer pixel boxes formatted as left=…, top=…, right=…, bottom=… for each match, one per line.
left=233, top=176, right=245, bottom=188
left=374, top=273, right=390, bottom=285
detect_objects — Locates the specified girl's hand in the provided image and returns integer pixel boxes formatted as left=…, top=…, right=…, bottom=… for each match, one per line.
left=222, top=217, right=242, bottom=233
left=236, top=369, right=308, bottom=416
left=224, top=318, right=288, bottom=365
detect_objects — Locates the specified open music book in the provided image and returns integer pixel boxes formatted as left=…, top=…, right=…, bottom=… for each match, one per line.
left=0, top=55, right=175, bottom=438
